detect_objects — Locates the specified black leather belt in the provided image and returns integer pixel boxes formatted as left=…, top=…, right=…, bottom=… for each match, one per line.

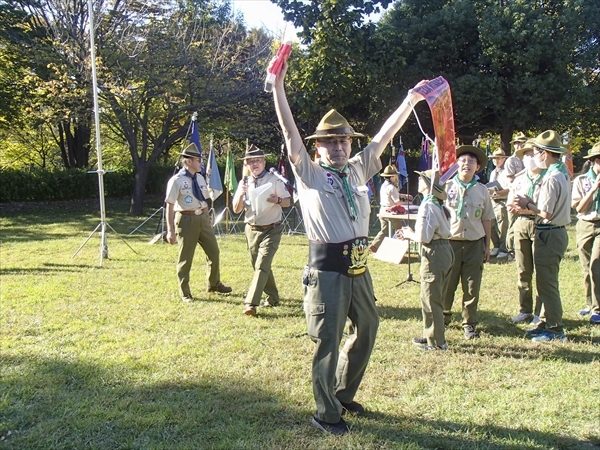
left=536, top=224, right=565, bottom=230
left=308, top=237, right=369, bottom=276
left=249, top=221, right=281, bottom=231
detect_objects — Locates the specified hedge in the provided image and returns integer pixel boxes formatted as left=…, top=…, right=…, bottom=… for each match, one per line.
left=0, top=166, right=176, bottom=203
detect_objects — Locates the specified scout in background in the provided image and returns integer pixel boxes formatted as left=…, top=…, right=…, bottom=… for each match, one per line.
left=571, top=142, right=600, bottom=325
left=488, top=149, right=511, bottom=258
left=507, top=139, right=546, bottom=325
left=515, top=130, right=571, bottom=342
left=396, top=170, right=454, bottom=351
left=443, top=145, right=494, bottom=340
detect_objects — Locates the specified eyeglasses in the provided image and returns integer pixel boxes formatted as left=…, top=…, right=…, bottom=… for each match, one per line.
left=457, top=157, right=478, bottom=165
left=533, top=148, right=544, bottom=156
left=317, top=138, right=351, bottom=146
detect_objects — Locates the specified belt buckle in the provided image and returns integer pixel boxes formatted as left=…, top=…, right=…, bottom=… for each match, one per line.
left=194, top=209, right=202, bottom=215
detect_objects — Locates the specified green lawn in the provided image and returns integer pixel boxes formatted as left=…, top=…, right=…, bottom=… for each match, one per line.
left=1, top=197, right=598, bottom=449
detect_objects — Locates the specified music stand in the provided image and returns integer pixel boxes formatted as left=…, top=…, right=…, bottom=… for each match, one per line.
left=397, top=177, right=419, bottom=286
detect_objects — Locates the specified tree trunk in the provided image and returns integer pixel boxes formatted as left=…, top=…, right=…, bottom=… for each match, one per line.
left=56, top=119, right=92, bottom=168
left=130, top=162, right=150, bottom=216
left=500, top=127, right=514, bottom=155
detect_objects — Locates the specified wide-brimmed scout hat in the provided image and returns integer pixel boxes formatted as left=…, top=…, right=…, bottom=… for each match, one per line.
left=416, top=169, right=447, bottom=201
left=533, top=130, right=567, bottom=155
left=181, top=143, right=202, bottom=158
left=241, top=144, right=270, bottom=160
left=490, top=148, right=508, bottom=159
left=381, top=165, right=399, bottom=177
left=515, top=138, right=536, bottom=159
left=456, top=145, right=488, bottom=168
left=583, top=142, right=600, bottom=159
left=305, top=109, right=365, bottom=140
left=510, top=132, right=528, bottom=144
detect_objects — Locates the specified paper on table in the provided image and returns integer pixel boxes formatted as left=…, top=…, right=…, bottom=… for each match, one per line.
left=249, top=182, right=274, bottom=215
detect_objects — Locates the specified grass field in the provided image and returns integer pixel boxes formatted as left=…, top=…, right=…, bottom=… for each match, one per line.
left=1, top=197, right=599, bottom=449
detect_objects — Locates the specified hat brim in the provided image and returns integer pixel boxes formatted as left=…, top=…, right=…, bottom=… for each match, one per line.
left=415, top=170, right=447, bottom=201
left=490, top=154, right=508, bottom=159
left=583, top=151, right=600, bottom=159
left=240, top=153, right=271, bottom=161
left=456, top=145, right=489, bottom=168
left=305, top=132, right=364, bottom=140
left=533, top=143, right=567, bottom=155
left=181, top=151, right=201, bottom=158
left=381, top=172, right=399, bottom=177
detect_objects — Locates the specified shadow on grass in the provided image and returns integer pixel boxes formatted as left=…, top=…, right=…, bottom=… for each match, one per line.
left=2, top=354, right=596, bottom=450
left=0, top=262, right=98, bottom=276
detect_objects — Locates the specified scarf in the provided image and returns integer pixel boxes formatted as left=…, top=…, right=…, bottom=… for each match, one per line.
left=545, top=161, right=569, bottom=180
left=455, top=177, right=478, bottom=218
left=424, top=193, right=441, bottom=208
left=251, top=169, right=268, bottom=185
left=586, top=167, right=600, bottom=213
left=525, top=169, right=546, bottom=198
left=179, top=168, right=205, bottom=202
left=319, top=161, right=358, bottom=221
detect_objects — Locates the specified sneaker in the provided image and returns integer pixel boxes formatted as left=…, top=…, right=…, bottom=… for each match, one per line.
left=590, top=313, right=600, bottom=324
left=531, top=330, right=567, bottom=342
left=311, top=414, right=349, bottom=435
left=340, top=401, right=365, bottom=416
left=578, top=307, right=591, bottom=316
left=418, top=342, right=448, bottom=351
left=507, top=253, right=515, bottom=262
left=496, top=251, right=509, bottom=258
left=511, top=312, right=534, bottom=324
left=412, top=337, right=427, bottom=345
left=243, top=304, right=257, bottom=316
left=463, top=325, right=479, bottom=340
left=530, top=315, right=541, bottom=325
left=490, top=247, right=500, bottom=257
left=525, top=326, right=545, bottom=336
left=181, top=295, right=194, bottom=303
left=207, top=282, right=232, bottom=294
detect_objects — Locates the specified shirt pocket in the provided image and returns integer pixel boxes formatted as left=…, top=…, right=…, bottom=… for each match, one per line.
left=352, top=186, right=370, bottom=218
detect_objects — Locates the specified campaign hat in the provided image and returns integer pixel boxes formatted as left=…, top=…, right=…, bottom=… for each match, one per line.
left=305, top=109, right=365, bottom=140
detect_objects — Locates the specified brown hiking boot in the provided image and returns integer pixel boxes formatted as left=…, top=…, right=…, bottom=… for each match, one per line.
left=207, top=282, right=232, bottom=294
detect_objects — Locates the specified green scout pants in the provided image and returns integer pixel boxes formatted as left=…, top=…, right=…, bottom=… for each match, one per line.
left=505, top=211, right=517, bottom=253
left=419, top=240, right=454, bottom=347
left=491, top=200, right=509, bottom=253
left=371, top=217, right=404, bottom=250
left=176, top=212, right=221, bottom=298
left=303, top=267, right=379, bottom=424
left=513, top=217, right=541, bottom=316
left=576, top=219, right=600, bottom=314
left=534, top=227, right=568, bottom=333
left=244, top=223, right=283, bottom=306
left=443, top=238, right=485, bottom=326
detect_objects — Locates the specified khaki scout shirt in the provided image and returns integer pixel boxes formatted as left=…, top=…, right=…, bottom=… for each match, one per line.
left=489, top=165, right=510, bottom=200
left=235, top=171, right=291, bottom=226
left=292, top=146, right=381, bottom=243
left=445, top=178, right=495, bottom=241
left=165, top=171, right=209, bottom=212
left=510, top=169, right=544, bottom=216
left=572, top=173, right=600, bottom=221
left=378, top=179, right=400, bottom=216
left=537, top=169, right=572, bottom=227
left=505, top=155, right=524, bottom=178
left=413, top=200, right=451, bottom=244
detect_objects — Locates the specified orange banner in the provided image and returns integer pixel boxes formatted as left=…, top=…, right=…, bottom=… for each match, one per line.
left=413, top=76, right=456, bottom=177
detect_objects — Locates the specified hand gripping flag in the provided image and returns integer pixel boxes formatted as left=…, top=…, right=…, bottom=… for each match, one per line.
left=413, top=77, right=456, bottom=179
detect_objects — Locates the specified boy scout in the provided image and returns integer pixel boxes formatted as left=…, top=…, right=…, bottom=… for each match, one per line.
left=232, top=145, right=291, bottom=316
left=504, top=133, right=527, bottom=253
left=370, top=165, right=412, bottom=252
left=165, top=143, right=232, bottom=302
left=488, top=149, right=511, bottom=258
left=507, top=139, right=546, bottom=324
left=398, top=170, right=453, bottom=350
left=515, top=130, right=571, bottom=342
left=443, top=145, right=494, bottom=339
left=571, top=142, right=600, bottom=324
left=272, top=60, right=425, bottom=435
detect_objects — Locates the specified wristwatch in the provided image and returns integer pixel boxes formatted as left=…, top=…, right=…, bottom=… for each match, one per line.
left=277, top=197, right=282, bottom=204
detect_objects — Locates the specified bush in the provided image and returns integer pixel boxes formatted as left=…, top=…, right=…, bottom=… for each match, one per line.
left=0, top=166, right=177, bottom=203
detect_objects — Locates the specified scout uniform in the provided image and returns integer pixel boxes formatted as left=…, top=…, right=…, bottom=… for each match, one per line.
left=443, top=145, right=494, bottom=338
left=519, top=131, right=571, bottom=341
left=370, top=165, right=403, bottom=251
left=571, top=143, right=600, bottom=323
left=293, top=110, right=379, bottom=426
left=232, top=146, right=291, bottom=315
left=488, top=149, right=511, bottom=255
left=504, top=132, right=527, bottom=252
left=411, top=170, right=454, bottom=350
left=508, top=139, right=545, bottom=323
left=165, top=144, right=230, bottom=300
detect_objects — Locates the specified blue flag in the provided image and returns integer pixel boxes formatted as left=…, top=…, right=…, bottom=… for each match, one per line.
left=417, top=139, right=431, bottom=172
left=206, top=139, right=223, bottom=201
left=190, top=116, right=204, bottom=173
left=395, top=139, right=408, bottom=189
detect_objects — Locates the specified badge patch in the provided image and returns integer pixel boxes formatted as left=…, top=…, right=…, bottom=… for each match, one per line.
left=448, top=188, right=456, bottom=201
left=475, top=209, right=482, bottom=218
left=583, top=180, right=591, bottom=193
left=183, top=181, right=189, bottom=189
left=348, top=238, right=368, bottom=275
left=184, top=195, right=193, bottom=203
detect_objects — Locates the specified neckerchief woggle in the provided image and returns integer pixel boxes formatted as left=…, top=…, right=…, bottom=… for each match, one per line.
left=525, top=169, right=546, bottom=198
left=585, top=167, right=600, bottom=213
left=319, top=161, right=358, bottom=221
left=455, top=177, right=477, bottom=218
left=179, top=168, right=205, bottom=202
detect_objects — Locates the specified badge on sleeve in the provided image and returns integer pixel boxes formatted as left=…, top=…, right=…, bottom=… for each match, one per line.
left=185, top=195, right=193, bottom=203
left=475, top=209, right=482, bottom=218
